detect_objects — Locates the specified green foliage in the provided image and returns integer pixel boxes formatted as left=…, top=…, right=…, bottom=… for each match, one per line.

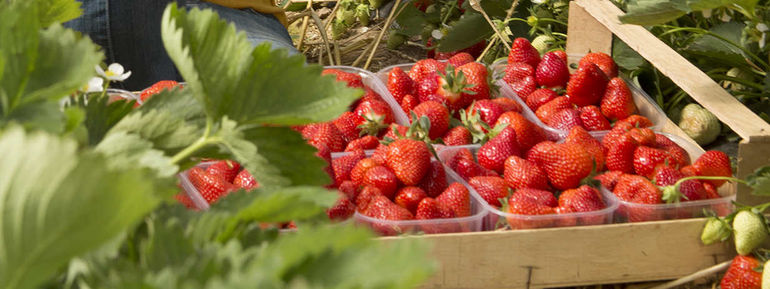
left=619, top=0, right=689, bottom=25
left=747, top=166, right=770, bottom=196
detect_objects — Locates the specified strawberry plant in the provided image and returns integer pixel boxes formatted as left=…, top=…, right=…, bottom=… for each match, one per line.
left=0, top=1, right=434, bottom=289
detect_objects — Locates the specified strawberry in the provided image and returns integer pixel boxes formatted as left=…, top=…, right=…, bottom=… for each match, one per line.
left=613, top=174, right=662, bottom=221
left=605, top=133, right=639, bottom=173
left=382, top=123, right=408, bottom=141
left=400, top=94, right=419, bottom=113
left=552, top=50, right=567, bottom=63
left=628, top=127, right=657, bottom=147
left=386, top=139, right=432, bottom=185
left=350, top=157, right=380, bottom=185
left=188, top=167, right=237, bottom=204
left=338, top=180, right=359, bottom=200
left=653, top=165, right=708, bottom=202
left=633, top=146, right=676, bottom=178
left=327, top=192, right=356, bottom=220
left=540, top=142, right=594, bottom=190
left=412, top=100, right=450, bottom=139
left=720, top=255, right=762, bottom=289
left=594, top=171, right=623, bottom=191
left=355, top=185, right=383, bottom=212
left=419, top=67, right=477, bottom=111
left=600, top=78, right=636, bottom=121
left=205, top=160, right=241, bottom=183
left=558, top=185, right=605, bottom=213
left=305, top=122, right=346, bottom=152
left=535, top=96, right=573, bottom=124
left=507, top=38, right=541, bottom=68
left=442, top=126, right=472, bottom=146
left=467, top=99, right=505, bottom=128
left=409, top=58, right=446, bottom=83
left=504, top=155, right=549, bottom=191
left=495, top=111, right=546, bottom=152
left=332, top=149, right=366, bottom=185
left=364, top=195, right=414, bottom=235
left=525, top=141, right=558, bottom=167
left=447, top=52, right=475, bottom=68
left=580, top=105, right=611, bottom=131
left=578, top=52, right=617, bottom=79
left=617, top=115, right=653, bottom=128
left=693, top=150, right=733, bottom=187
left=525, top=88, right=558, bottom=111
left=505, top=188, right=556, bottom=228
left=680, top=165, right=698, bottom=177
left=371, top=143, right=391, bottom=164
left=477, top=126, right=520, bottom=173
left=458, top=62, right=491, bottom=103
left=233, top=169, right=259, bottom=190
left=175, top=193, right=196, bottom=209
left=355, top=99, right=395, bottom=135
left=469, top=176, right=509, bottom=207
left=138, top=80, right=178, bottom=107
left=436, top=182, right=471, bottom=217
left=448, top=148, right=497, bottom=180
left=388, top=66, right=415, bottom=102
left=535, top=51, right=569, bottom=88
left=509, top=75, right=537, bottom=99
left=655, top=133, right=691, bottom=167
left=565, top=126, right=605, bottom=171
left=394, top=186, right=428, bottom=214
left=362, top=165, right=399, bottom=199
left=322, top=68, right=365, bottom=88
left=345, top=135, right=380, bottom=151
left=491, top=97, right=522, bottom=113
left=502, top=62, right=535, bottom=85
left=415, top=197, right=454, bottom=219
left=418, top=160, right=448, bottom=197
left=546, top=108, right=583, bottom=131
left=601, top=121, right=634, bottom=149
left=361, top=87, right=382, bottom=103
left=334, top=112, right=364, bottom=143
left=566, top=62, right=609, bottom=107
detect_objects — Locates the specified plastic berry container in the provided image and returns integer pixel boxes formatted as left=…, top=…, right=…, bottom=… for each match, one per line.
left=600, top=132, right=736, bottom=223
left=325, top=65, right=410, bottom=126
left=437, top=145, right=619, bottom=230
left=178, top=162, right=217, bottom=210
left=344, top=150, right=488, bottom=236
left=106, top=88, right=141, bottom=104
left=490, top=58, right=668, bottom=140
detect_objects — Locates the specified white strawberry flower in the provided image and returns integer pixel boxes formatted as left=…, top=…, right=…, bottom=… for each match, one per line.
left=96, top=63, right=132, bottom=82
left=82, top=77, right=104, bottom=93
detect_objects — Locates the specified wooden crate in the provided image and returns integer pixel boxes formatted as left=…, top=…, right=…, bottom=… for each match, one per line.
left=391, top=0, right=770, bottom=287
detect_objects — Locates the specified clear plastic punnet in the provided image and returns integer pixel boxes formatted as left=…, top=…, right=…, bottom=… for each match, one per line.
left=490, top=58, right=669, bottom=140
left=326, top=65, right=410, bottom=126
left=437, top=145, right=618, bottom=230
left=178, top=162, right=216, bottom=210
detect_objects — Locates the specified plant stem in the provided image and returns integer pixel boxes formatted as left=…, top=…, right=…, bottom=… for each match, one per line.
left=170, top=118, right=214, bottom=164
left=708, top=73, right=765, bottom=90
left=536, top=18, right=567, bottom=26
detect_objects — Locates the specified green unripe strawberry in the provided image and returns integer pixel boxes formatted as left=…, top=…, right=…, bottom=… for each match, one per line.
left=355, top=4, right=370, bottom=26
left=332, top=18, right=347, bottom=40
left=531, top=34, right=555, bottom=54
left=678, top=103, right=721, bottom=146
left=701, top=217, right=731, bottom=245
left=387, top=31, right=406, bottom=49
left=763, top=259, right=770, bottom=289
left=337, top=8, right=356, bottom=26
left=724, top=67, right=752, bottom=91
left=733, top=210, right=768, bottom=255
left=368, top=0, right=382, bottom=9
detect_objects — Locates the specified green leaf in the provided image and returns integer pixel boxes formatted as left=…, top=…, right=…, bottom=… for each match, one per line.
left=4, top=101, right=65, bottom=132
left=394, top=4, right=427, bottom=36
left=686, top=0, right=732, bottom=11
left=33, top=0, right=83, bottom=27
left=95, top=131, right=179, bottom=178
left=684, top=22, right=747, bottom=68
left=747, top=166, right=770, bottom=196
left=241, top=126, right=331, bottom=186
left=160, top=3, right=359, bottom=125
left=438, top=13, right=492, bottom=52
left=83, top=96, right=136, bottom=145
left=619, top=0, right=688, bottom=25
left=613, top=38, right=646, bottom=71
left=212, top=118, right=289, bottom=187
left=0, top=125, right=160, bottom=289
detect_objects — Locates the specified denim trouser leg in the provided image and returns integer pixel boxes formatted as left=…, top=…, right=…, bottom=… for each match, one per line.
left=64, top=0, right=298, bottom=91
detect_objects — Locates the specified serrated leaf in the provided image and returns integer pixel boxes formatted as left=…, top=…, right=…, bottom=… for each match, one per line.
left=160, top=4, right=359, bottom=125
left=747, top=166, right=770, bottom=196
left=684, top=22, right=747, bottom=68
left=619, top=0, right=688, bottom=25
left=613, top=38, right=646, bottom=70
left=95, top=132, right=179, bottom=178
left=32, top=0, right=83, bottom=27
left=83, top=96, right=136, bottom=145
left=395, top=4, right=427, bottom=36
left=213, top=118, right=289, bottom=187
left=438, top=13, right=492, bottom=52
left=4, top=101, right=65, bottom=132
left=0, top=125, right=160, bottom=289
left=241, top=126, right=331, bottom=186
left=686, top=0, right=731, bottom=11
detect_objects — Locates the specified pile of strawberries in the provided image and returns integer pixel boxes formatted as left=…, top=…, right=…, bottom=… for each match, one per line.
left=325, top=139, right=474, bottom=235
left=297, top=68, right=400, bottom=153
left=502, top=37, right=651, bottom=133
left=595, top=122, right=733, bottom=221
left=445, top=126, right=610, bottom=229
left=386, top=53, right=525, bottom=145
left=176, top=160, right=259, bottom=208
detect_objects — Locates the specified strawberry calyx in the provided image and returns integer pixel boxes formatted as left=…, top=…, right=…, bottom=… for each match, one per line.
left=579, top=160, right=602, bottom=189
left=459, top=107, right=491, bottom=143
left=357, top=114, right=389, bottom=136
left=438, top=65, right=477, bottom=101
left=660, top=175, right=744, bottom=204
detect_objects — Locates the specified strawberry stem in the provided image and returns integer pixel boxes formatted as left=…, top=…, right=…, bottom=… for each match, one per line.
left=661, top=176, right=745, bottom=204
left=170, top=118, right=215, bottom=164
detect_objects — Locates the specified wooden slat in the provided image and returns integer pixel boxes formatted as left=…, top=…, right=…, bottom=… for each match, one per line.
left=565, top=1, right=613, bottom=58
left=737, top=140, right=770, bottom=205
left=573, top=0, right=770, bottom=142
left=387, top=219, right=733, bottom=288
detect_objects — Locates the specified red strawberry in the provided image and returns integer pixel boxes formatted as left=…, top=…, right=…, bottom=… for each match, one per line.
left=334, top=112, right=364, bottom=143
left=415, top=197, right=454, bottom=219
left=188, top=167, right=237, bottom=204
left=566, top=62, right=609, bottom=107
left=436, top=183, right=471, bottom=217
left=413, top=100, right=450, bottom=139
left=525, top=141, right=558, bottom=167
left=507, top=38, right=541, bottom=67
left=448, top=148, right=497, bottom=180
left=305, top=122, right=346, bottom=152
left=491, top=97, right=522, bottom=113
left=504, top=155, right=549, bottom=190
left=680, top=165, right=698, bottom=177
left=540, top=142, right=594, bottom=190
left=355, top=185, right=383, bottom=212
left=617, top=115, right=653, bottom=128
left=578, top=52, right=617, bottom=79
left=345, top=135, right=380, bottom=151
left=394, top=186, right=428, bottom=214
left=653, top=165, right=708, bottom=202
left=509, top=75, right=537, bottom=99
left=332, top=150, right=366, bottom=185
left=400, top=94, right=419, bottom=114
left=720, top=255, right=762, bottom=289
left=558, top=185, right=605, bottom=213
left=600, top=78, right=636, bottom=121
left=382, top=123, right=408, bottom=141
left=447, top=52, right=475, bottom=68
left=565, top=126, right=605, bottom=171
left=628, top=127, right=657, bottom=147
left=138, top=80, right=178, bottom=107
left=613, top=174, right=663, bottom=222
left=477, top=126, right=520, bottom=173
left=338, top=180, right=359, bottom=200
left=362, top=165, right=399, bottom=199
left=505, top=188, right=557, bottom=228
left=525, top=88, right=558, bottom=111
left=535, top=51, right=570, bottom=88
left=546, top=108, right=583, bottom=131
left=355, top=99, right=395, bottom=135
left=322, top=68, right=365, bottom=88
left=371, top=143, right=391, bottom=164
left=605, top=133, right=639, bottom=173
left=442, top=126, right=472, bottom=146
left=350, top=157, right=380, bottom=185
left=175, top=193, right=196, bottom=209
left=233, top=169, right=259, bottom=190
left=633, top=146, right=676, bottom=178
left=580, top=105, right=611, bottom=131
left=655, top=134, right=691, bottom=167
left=205, top=160, right=241, bottom=183
left=386, top=139, right=432, bottom=185
left=594, top=171, right=623, bottom=191
left=467, top=99, right=505, bottom=128
left=327, top=192, right=355, bottom=220
left=601, top=121, right=634, bottom=149
left=535, top=96, right=573, bottom=124
left=502, top=62, right=535, bottom=84
left=495, top=111, right=546, bottom=152
left=458, top=62, right=491, bottom=103
left=552, top=50, right=567, bottom=63
left=419, top=67, right=477, bottom=112
left=469, top=176, right=509, bottom=207
left=418, top=160, right=448, bottom=197
left=363, top=196, right=414, bottom=235
left=693, top=151, right=732, bottom=187
left=388, top=66, right=415, bottom=102
left=409, top=59, right=447, bottom=83
left=361, top=87, right=382, bottom=103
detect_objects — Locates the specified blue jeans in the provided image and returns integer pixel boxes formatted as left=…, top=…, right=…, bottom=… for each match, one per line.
left=65, top=0, right=297, bottom=90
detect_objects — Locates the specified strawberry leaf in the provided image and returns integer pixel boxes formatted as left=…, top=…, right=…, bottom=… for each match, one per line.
left=747, top=165, right=770, bottom=196
left=94, top=131, right=179, bottom=178
left=241, top=126, right=332, bottom=186
left=618, top=0, right=688, bottom=25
